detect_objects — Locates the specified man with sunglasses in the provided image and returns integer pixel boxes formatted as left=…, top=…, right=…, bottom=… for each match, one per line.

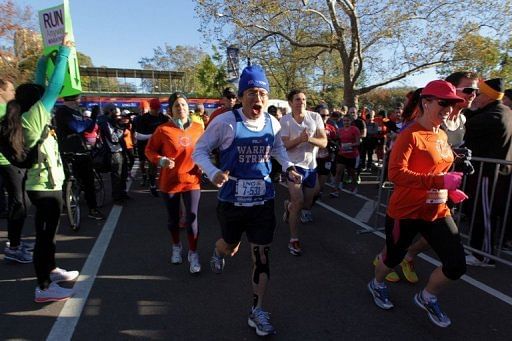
left=207, top=87, right=238, bottom=126
left=441, top=72, right=479, bottom=147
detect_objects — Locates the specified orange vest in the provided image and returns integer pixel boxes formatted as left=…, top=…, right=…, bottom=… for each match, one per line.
left=145, top=121, right=204, bottom=194
left=387, top=122, right=453, bottom=221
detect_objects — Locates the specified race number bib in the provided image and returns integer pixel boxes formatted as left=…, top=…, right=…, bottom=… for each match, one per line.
left=236, top=179, right=266, bottom=197
left=325, top=161, right=332, bottom=170
left=426, top=189, right=448, bottom=204
left=341, top=143, right=352, bottom=152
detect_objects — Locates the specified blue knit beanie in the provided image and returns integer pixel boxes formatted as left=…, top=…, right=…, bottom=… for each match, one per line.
left=238, top=65, right=270, bottom=97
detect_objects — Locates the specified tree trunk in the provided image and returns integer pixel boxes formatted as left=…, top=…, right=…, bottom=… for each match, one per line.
left=343, top=77, right=358, bottom=108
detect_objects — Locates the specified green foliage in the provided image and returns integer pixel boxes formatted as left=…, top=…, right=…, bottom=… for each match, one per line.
left=138, top=43, right=232, bottom=97
left=359, top=87, right=413, bottom=113
left=194, top=54, right=229, bottom=97
left=437, top=32, right=501, bottom=78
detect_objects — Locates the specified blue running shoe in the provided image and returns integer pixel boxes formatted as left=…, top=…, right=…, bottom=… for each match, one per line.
left=248, top=307, right=276, bottom=336
left=4, top=246, right=32, bottom=264
left=414, top=292, right=451, bottom=327
left=368, top=280, right=394, bottom=310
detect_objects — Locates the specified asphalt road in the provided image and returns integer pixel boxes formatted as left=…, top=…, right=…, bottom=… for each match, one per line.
left=1, top=169, right=512, bottom=340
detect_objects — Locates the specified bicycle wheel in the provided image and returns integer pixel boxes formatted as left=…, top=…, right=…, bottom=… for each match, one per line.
left=65, top=178, right=81, bottom=231
left=93, top=170, right=105, bottom=208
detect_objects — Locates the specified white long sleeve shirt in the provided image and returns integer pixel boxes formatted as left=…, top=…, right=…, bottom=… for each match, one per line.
left=192, top=108, right=293, bottom=180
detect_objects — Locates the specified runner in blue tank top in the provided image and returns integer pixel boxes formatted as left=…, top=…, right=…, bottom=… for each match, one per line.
left=193, top=65, right=301, bottom=337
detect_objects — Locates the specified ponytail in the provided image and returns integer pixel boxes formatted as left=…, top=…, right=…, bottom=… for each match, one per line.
left=0, top=100, right=25, bottom=160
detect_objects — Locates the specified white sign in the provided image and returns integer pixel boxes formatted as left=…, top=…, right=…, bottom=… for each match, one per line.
left=38, top=3, right=66, bottom=47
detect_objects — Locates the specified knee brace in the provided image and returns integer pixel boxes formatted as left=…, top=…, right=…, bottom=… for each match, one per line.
left=252, top=246, right=270, bottom=284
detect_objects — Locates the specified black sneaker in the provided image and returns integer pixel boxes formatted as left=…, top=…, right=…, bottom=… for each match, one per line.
left=88, top=208, right=106, bottom=220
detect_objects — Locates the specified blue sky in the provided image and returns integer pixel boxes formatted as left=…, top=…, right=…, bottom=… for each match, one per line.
left=23, top=0, right=207, bottom=69
left=23, top=0, right=433, bottom=88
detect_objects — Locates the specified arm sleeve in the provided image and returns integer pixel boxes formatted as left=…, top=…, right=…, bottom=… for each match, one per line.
left=34, top=55, right=49, bottom=86
left=144, top=128, right=162, bottom=165
left=272, top=130, right=294, bottom=169
left=270, top=117, right=293, bottom=169
left=192, top=119, right=230, bottom=180
left=388, top=131, right=445, bottom=189
left=40, top=46, right=71, bottom=112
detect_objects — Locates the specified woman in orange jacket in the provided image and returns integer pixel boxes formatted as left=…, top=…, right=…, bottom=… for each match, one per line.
left=145, top=92, right=204, bottom=274
left=368, top=80, right=468, bottom=328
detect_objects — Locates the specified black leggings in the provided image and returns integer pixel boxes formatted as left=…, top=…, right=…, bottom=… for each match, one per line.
left=27, top=190, right=62, bottom=289
left=0, top=165, right=28, bottom=247
left=71, top=155, right=97, bottom=209
left=163, top=190, right=201, bottom=251
left=383, top=215, right=466, bottom=280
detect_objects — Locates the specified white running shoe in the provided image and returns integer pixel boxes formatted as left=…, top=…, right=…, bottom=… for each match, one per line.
left=465, top=254, right=495, bottom=267
left=34, top=282, right=73, bottom=303
left=50, top=267, right=79, bottom=282
left=188, top=251, right=201, bottom=274
left=171, top=244, right=183, bottom=264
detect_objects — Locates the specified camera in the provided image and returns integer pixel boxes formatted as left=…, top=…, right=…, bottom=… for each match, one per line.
left=452, top=147, right=475, bottom=175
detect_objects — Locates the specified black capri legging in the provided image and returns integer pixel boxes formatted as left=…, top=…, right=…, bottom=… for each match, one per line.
left=27, top=190, right=63, bottom=289
left=163, top=190, right=201, bottom=251
left=383, top=215, right=466, bottom=280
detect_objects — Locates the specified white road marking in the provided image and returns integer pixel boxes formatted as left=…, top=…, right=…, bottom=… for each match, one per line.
left=315, top=200, right=512, bottom=306
left=355, top=200, right=375, bottom=223
left=47, top=176, right=133, bottom=341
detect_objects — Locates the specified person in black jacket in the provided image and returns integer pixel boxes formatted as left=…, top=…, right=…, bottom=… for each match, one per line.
left=98, top=104, right=129, bottom=203
left=464, top=78, right=512, bottom=266
left=55, top=95, right=105, bottom=219
left=132, top=98, right=168, bottom=196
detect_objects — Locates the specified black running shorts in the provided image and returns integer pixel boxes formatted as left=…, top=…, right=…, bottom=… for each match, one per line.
left=217, top=200, right=276, bottom=245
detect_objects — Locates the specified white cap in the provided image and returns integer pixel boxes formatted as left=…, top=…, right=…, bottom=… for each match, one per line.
left=83, top=110, right=92, bottom=117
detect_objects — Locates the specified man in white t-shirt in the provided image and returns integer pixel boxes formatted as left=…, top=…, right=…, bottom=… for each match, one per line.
left=280, top=89, right=327, bottom=256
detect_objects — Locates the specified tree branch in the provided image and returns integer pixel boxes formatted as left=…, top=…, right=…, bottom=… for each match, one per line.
left=326, top=0, right=348, bottom=61
left=355, top=60, right=453, bottom=95
left=246, top=23, right=333, bottom=48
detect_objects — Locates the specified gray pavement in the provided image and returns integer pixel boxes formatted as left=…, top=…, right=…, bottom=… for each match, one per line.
left=1, top=170, right=512, bottom=340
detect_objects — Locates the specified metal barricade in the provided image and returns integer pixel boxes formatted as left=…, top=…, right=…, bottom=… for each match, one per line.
left=372, top=155, right=512, bottom=267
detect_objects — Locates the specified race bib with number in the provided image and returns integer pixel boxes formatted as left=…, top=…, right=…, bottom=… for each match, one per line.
left=325, top=161, right=331, bottom=170
left=341, top=143, right=352, bottom=151
left=236, top=179, right=266, bottom=197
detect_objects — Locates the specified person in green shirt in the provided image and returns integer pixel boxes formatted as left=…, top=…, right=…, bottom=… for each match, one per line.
left=3, top=36, right=80, bottom=302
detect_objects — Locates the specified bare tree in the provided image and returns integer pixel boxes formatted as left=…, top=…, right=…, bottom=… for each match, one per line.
left=195, top=0, right=510, bottom=106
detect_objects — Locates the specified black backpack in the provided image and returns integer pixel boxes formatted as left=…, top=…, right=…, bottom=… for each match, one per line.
left=0, top=125, right=47, bottom=169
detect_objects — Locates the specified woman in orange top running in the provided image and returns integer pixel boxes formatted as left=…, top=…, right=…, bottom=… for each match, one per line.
left=145, top=92, right=204, bottom=274
left=368, top=80, right=468, bottom=328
